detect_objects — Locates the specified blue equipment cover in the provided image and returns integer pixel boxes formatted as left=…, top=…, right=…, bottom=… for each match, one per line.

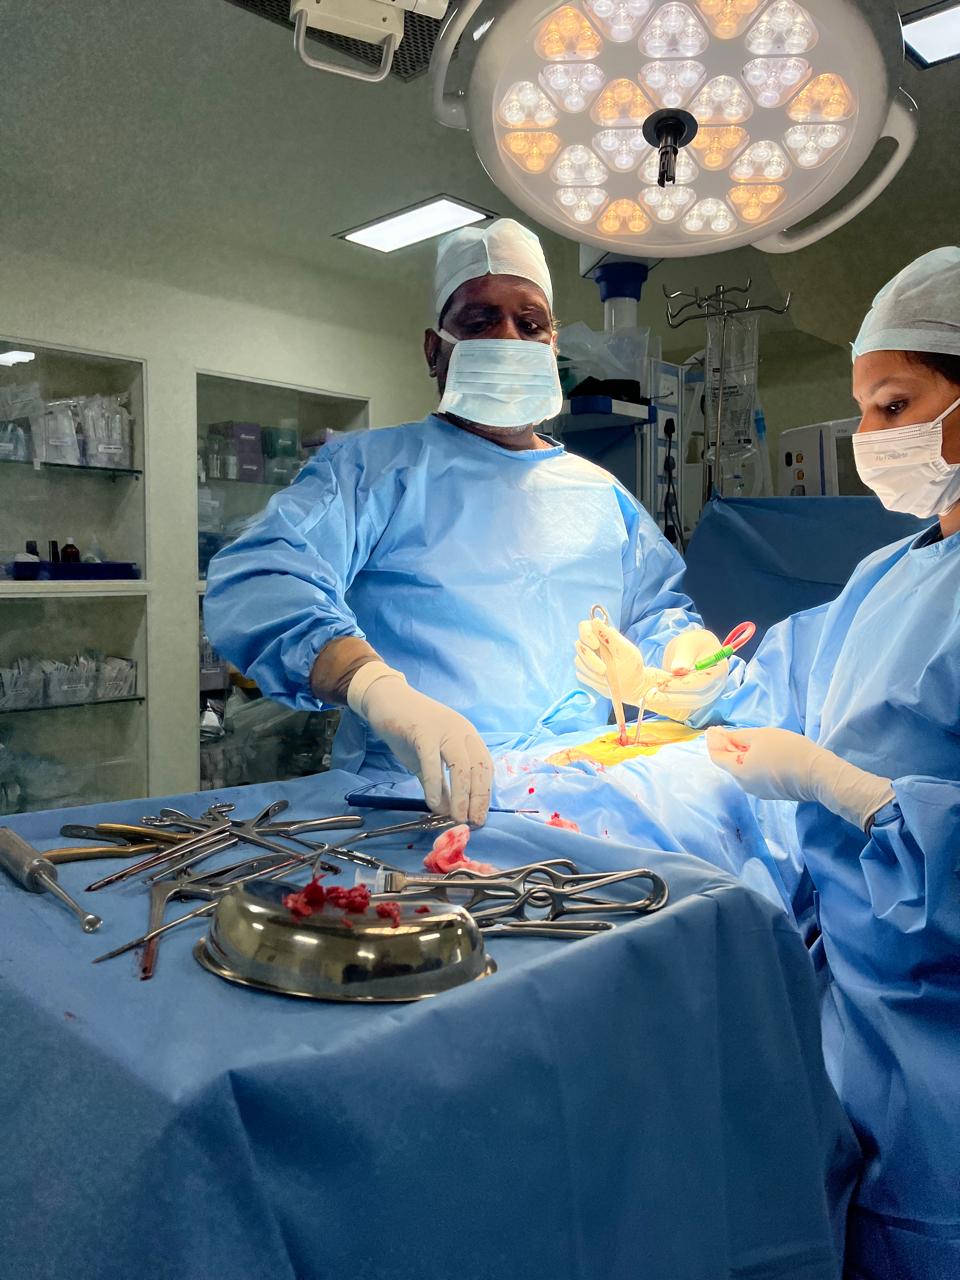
left=682, top=497, right=926, bottom=658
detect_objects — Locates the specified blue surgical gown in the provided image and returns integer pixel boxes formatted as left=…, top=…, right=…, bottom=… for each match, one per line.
left=204, top=415, right=699, bottom=772
left=704, top=523, right=960, bottom=1279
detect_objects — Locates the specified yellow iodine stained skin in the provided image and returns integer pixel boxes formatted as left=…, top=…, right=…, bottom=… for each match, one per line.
left=547, top=721, right=702, bottom=766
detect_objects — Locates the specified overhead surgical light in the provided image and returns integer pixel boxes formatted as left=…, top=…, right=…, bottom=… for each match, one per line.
left=902, top=3, right=960, bottom=68
left=430, top=0, right=918, bottom=255
left=338, top=196, right=492, bottom=250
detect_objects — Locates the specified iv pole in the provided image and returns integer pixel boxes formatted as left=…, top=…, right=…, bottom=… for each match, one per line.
left=663, top=280, right=791, bottom=505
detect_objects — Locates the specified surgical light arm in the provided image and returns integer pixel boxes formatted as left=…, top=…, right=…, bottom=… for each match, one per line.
left=290, top=0, right=449, bottom=84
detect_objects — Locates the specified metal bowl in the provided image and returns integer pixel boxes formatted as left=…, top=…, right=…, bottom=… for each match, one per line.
left=193, top=879, right=496, bottom=1003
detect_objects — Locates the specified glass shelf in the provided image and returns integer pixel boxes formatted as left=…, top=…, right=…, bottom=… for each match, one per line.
left=195, top=371, right=367, bottom=789
left=0, top=457, right=142, bottom=479
left=0, top=695, right=144, bottom=715
left=0, top=593, right=147, bottom=813
left=204, top=476, right=283, bottom=491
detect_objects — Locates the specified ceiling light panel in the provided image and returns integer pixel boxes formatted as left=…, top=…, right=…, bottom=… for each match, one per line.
left=489, top=0, right=864, bottom=250
left=903, top=5, right=960, bottom=67
left=342, top=198, right=490, bottom=251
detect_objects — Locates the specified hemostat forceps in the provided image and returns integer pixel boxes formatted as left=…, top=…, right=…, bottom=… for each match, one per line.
left=377, top=862, right=670, bottom=925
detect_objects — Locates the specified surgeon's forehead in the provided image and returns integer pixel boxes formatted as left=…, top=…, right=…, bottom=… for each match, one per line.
left=444, top=274, right=551, bottom=320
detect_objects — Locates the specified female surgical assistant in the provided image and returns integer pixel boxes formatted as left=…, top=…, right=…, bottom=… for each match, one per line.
left=704, top=248, right=960, bottom=1280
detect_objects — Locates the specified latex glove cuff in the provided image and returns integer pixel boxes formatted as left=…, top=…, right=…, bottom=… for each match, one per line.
left=347, top=660, right=406, bottom=719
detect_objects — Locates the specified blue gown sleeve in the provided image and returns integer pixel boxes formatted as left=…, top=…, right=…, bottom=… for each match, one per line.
left=692, top=601, right=832, bottom=731
left=614, top=489, right=705, bottom=665
left=859, top=779, right=960, bottom=939
left=203, top=442, right=389, bottom=710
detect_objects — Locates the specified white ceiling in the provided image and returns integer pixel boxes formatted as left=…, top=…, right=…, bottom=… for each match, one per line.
left=0, top=0, right=957, bottom=344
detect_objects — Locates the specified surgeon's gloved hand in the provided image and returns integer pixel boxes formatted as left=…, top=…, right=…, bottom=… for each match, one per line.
left=706, top=725, right=895, bottom=831
left=347, top=661, right=492, bottom=827
left=575, top=619, right=650, bottom=701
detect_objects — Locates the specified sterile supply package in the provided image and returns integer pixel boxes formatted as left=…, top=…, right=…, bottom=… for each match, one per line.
left=81, top=394, right=134, bottom=469
left=556, top=321, right=651, bottom=399
left=28, top=393, right=133, bottom=469
left=40, top=654, right=98, bottom=706
left=94, top=655, right=138, bottom=701
left=0, top=382, right=42, bottom=463
left=0, top=420, right=31, bottom=462
left=0, top=653, right=136, bottom=709
left=34, top=401, right=83, bottom=466
left=0, top=660, right=46, bottom=711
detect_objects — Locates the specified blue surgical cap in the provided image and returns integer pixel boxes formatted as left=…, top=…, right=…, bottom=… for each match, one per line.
left=852, top=246, right=960, bottom=362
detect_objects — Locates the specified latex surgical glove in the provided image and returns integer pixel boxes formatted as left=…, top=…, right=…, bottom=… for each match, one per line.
left=706, top=725, right=895, bottom=831
left=576, top=621, right=728, bottom=723
left=644, top=627, right=729, bottom=722
left=347, top=661, right=492, bottom=827
left=575, top=618, right=651, bottom=701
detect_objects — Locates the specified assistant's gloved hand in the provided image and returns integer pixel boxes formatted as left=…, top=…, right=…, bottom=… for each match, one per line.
left=646, top=627, right=729, bottom=721
left=576, top=621, right=728, bottom=723
left=347, top=662, right=492, bottom=826
left=706, top=725, right=895, bottom=831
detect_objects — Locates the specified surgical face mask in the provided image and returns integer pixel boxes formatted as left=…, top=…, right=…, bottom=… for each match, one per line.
left=435, top=332, right=563, bottom=432
left=852, top=394, right=960, bottom=518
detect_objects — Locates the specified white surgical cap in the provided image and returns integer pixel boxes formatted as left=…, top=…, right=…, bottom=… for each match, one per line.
left=433, top=218, right=553, bottom=325
left=852, top=246, right=960, bottom=362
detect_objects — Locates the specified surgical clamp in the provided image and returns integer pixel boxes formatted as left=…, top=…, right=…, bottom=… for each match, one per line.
left=376, top=864, right=670, bottom=925
left=85, top=822, right=237, bottom=891
left=92, top=855, right=314, bottom=966
left=141, top=802, right=358, bottom=881
left=138, top=852, right=296, bottom=980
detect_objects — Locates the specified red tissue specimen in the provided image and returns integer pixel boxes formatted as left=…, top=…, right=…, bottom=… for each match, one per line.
left=325, top=884, right=371, bottom=914
left=415, top=905, right=431, bottom=914
left=424, top=825, right=497, bottom=875
left=547, top=811, right=580, bottom=833
left=283, top=878, right=372, bottom=921
left=376, top=902, right=402, bottom=928
left=283, top=876, right=327, bottom=920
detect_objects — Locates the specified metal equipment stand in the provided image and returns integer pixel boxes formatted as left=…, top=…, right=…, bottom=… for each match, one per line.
left=664, top=281, right=791, bottom=504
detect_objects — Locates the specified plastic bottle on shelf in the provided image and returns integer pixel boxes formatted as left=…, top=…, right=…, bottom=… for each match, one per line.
left=221, top=436, right=240, bottom=481
left=206, top=432, right=222, bottom=479
left=60, top=537, right=80, bottom=564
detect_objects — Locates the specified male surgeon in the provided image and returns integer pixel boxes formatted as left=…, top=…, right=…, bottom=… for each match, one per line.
left=205, top=218, right=712, bottom=825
